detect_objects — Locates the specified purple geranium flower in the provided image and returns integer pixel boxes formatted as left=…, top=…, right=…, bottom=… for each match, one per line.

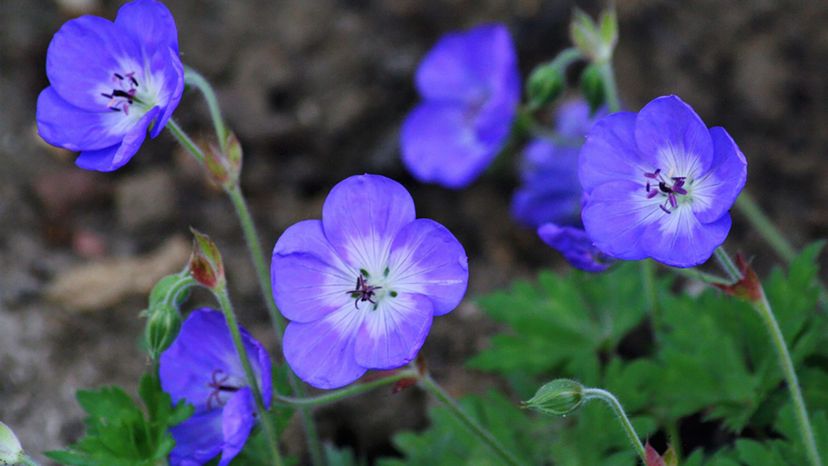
left=160, top=309, right=271, bottom=466
left=579, top=95, right=747, bottom=267
left=401, top=24, right=520, bottom=189
left=512, top=100, right=607, bottom=228
left=271, top=174, right=468, bottom=389
left=538, top=223, right=612, bottom=273
left=36, top=0, right=184, bottom=172
left=510, top=100, right=611, bottom=272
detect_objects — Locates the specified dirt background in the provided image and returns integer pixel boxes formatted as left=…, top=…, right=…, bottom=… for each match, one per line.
left=1, top=0, right=827, bottom=463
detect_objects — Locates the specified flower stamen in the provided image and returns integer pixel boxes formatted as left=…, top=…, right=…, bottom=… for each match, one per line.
left=101, top=71, right=140, bottom=114
left=644, top=168, right=688, bottom=215
left=347, top=272, right=382, bottom=310
left=206, top=369, right=240, bottom=409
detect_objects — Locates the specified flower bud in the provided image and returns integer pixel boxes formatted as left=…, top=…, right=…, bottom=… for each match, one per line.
left=149, top=274, right=191, bottom=309
left=523, top=379, right=584, bottom=416
left=0, top=422, right=23, bottom=465
left=203, top=132, right=243, bottom=189
left=570, top=8, right=618, bottom=63
left=188, top=228, right=225, bottom=289
left=579, top=64, right=606, bottom=114
left=204, top=143, right=231, bottom=187
left=225, top=132, right=243, bottom=176
left=144, top=303, right=183, bottom=360
left=527, top=62, right=565, bottom=109
left=712, top=254, right=762, bottom=303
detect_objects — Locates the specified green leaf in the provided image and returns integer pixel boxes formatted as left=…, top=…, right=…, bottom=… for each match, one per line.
left=47, top=373, right=194, bottom=466
left=324, top=444, right=363, bottom=466
left=654, top=243, right=828, bottom=432
left=469, top=263, right=648, bottom=389
left=378, top=391, right=545, bottom=466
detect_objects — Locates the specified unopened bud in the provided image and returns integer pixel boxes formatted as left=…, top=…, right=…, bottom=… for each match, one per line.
left=145, top=303, right=182, bottom=359
left=580, top=64, right=606, bottom=114
left=188, top=228, right=225, bottom=289
left=204, top=143, right=231, bottom=187
left=0, top=422, right=23, bottom=465
left=225, top=132, right=243, bottom=175
left=527, top=62, right=565, bottom=109
left=149, top=274, right=191, bottom=309
left=570, top=8, right=618, bottom=63
left=203, top=132, right=243, bottom=189
left=523, top=379, right=584, bottom=416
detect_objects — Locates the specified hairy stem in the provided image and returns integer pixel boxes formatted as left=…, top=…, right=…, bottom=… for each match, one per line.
left=713, top=246, right=741, bottom=282
left=582, top=388, right=647, bottom=463
left=275, top=369, right=420, bottom=408
left=671, top=266, right=732, bottom=286
left=166, top=119, right=205, bottom=163
left=184, top=66, right=228, bottom=150
left=597, top=60, right=621, bottom=113
left=171, top=76, right=326, bottom=465
left=418, top=375, right=524, bottom=466
left=752, top=292, right=823, bottom=466
left=735, top=191, right=796, bottom=262
left=214, top=286, right=284, bottom=466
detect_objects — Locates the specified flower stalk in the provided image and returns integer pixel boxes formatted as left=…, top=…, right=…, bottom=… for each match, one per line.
left=274, top=369, right=420, bottom=408
left=710, top=248, right=821, bottom=466
left=735, top=191, right=796, bottom=262
left=753, top=291, right=823, bottom=466
left=418, top=375, right=524, bottom=466
left=169, top=74, right=325, bottom=466
left=596, top=60, right=621, bottom=113
left=166, top=119, right=205, bottom=163
left=184, top=67, right=229, bottom=151
left=582, top=388, right=647, bottom=463
left=213, top=285, right=285, bottom=466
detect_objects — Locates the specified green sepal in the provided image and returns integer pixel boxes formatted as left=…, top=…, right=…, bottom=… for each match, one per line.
left=579, top=64, right=606, bottom=114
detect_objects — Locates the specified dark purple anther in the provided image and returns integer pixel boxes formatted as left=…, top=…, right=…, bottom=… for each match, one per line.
left=644, top=168, right=661, bottom=179
left=103, top=71, right=139, bottom=114
left=206, top=369, right=241, bottom=410
left=643, top=168, right=689, bottom=214
left=347, top=273, right=382, bottom=309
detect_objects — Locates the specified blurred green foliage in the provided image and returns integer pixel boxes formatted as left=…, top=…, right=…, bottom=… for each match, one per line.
left=380, top=244, right=828, bottom=465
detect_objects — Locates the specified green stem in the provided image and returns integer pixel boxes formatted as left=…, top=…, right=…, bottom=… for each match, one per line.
left=735, top=191, right=796, bottom=262
left=213, top=286, right=284, bottom=466
left=735, top=192, right=828, bottom=312
left=184, top=66, right=229, bottom=151
left=666, top=421, right=683, bottom=459
left=221, top=154, right=327, bottom=466
left=226, top=186, right=327, bottom=464
left=752, top=292, right=823, bottom=466
left=670, top=267, right=732, bottom=286
left=161, top=272, right=196, bottom=308
left=165, top=119, right=205, bottom=164
left=640, top=260, right=661, bottom=343
left=582, top=388, right=647, bottom=463
left=275, top=369, right=419, bottom=408
left=226, top=185, right=287, bottom=338
left=596, top=60, right=621, bottom=113
left=167, top=106, right=325, bottom=466
left=418, top=375, right=523, bottom=466
left=714, top=247, right=741, bottom=282
left=553, top=47, right=583, bottom=71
